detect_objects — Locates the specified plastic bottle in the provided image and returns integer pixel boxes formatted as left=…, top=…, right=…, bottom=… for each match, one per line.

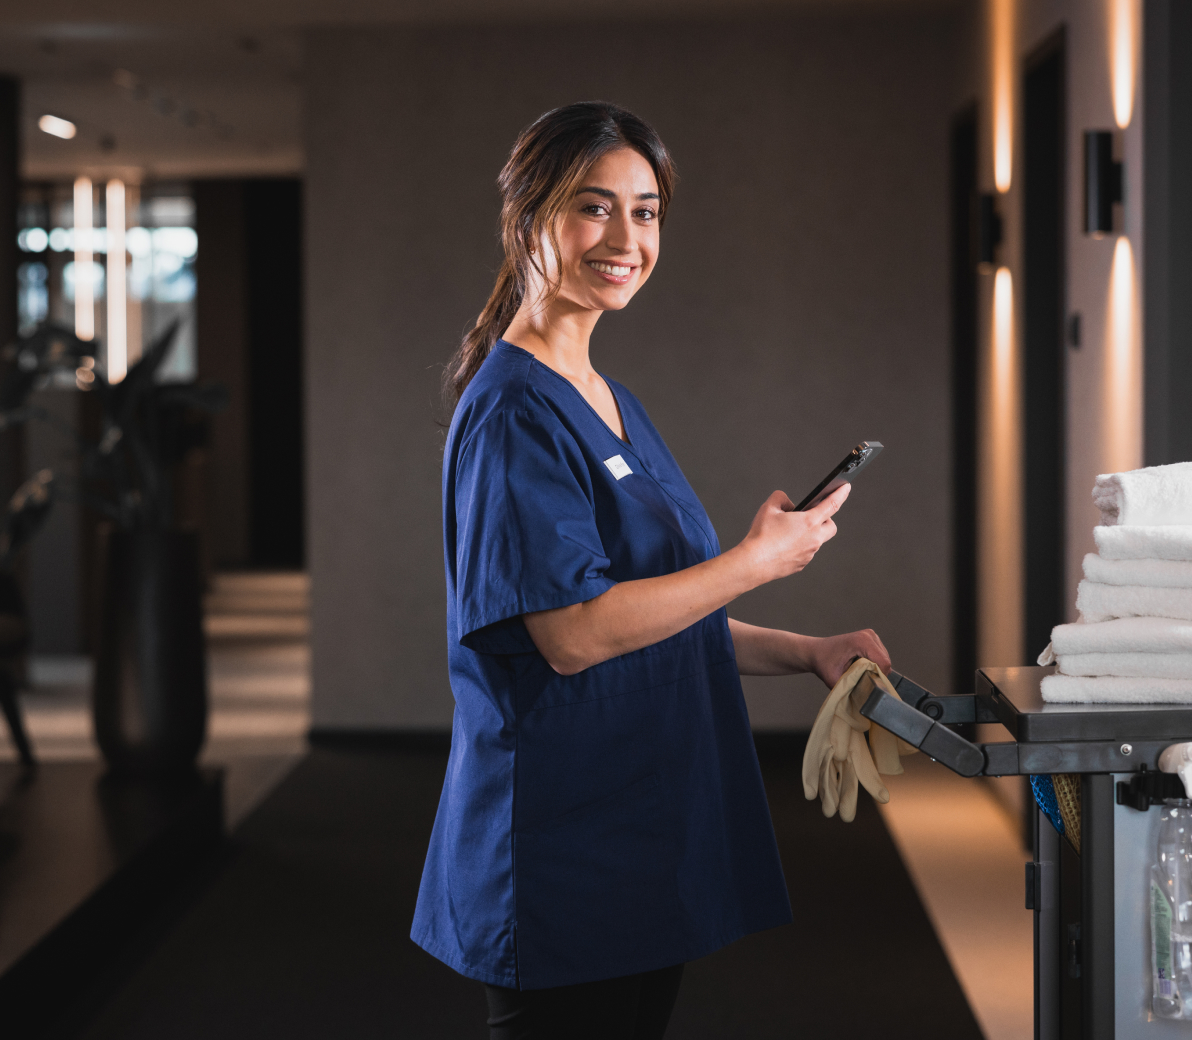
left=1153, top=798, right=1192, bottom=1019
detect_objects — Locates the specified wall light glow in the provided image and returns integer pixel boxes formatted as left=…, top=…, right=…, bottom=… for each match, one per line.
left=992, top=267, right=1016, bottom=535
left=993, top=266, right=1014, bottom=398
left=980, top=264, right=1022, bottom=666
left=1104, top=236, right=1141, bottom=472
left=38, top=114, right=76, bottom=139
left=1111, top=0, right=1137, bottom=128
left=106, top=180, right=127, bottom=383
left=73, top=177, right=94, bottom=342
left=991, top=0, right=1015, bottom=192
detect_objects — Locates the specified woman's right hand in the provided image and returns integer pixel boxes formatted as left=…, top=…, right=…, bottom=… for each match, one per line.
left=737, top=484, right=850, bottom=584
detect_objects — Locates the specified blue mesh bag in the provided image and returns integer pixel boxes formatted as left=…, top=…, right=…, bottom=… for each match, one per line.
left=1031, top=774, right=1065, bottom=836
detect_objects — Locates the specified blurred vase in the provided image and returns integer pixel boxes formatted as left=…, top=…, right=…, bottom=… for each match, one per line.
left=93, top=527, right=207, bottom=776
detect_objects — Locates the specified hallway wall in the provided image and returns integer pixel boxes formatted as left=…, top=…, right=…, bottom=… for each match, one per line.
left=961, top=0, right=1149, bottom=677
left=304, top=13, right=962, bottom=730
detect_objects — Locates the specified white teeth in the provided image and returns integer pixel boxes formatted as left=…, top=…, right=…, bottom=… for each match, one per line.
left=589, top=261, right=631, bottom=276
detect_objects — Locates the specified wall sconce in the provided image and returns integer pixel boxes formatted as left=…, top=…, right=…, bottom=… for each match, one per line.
left=1084, top=130, right=1123, bottom=237
left=977, top=193, right=1003, bottom=272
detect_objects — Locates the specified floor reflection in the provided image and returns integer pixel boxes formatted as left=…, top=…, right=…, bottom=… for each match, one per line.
left=0, top=571, right=310, bottom=829
left=880, top=754, right=1034, bottom=1040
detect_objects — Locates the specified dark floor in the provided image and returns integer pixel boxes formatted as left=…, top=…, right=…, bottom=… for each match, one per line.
left=72, top=743, right=983, bottom=1039
left=0, top=761, right=224, bottom=1040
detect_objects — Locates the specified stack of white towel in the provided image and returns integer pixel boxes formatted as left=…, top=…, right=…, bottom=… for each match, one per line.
left=1041, top=462, right=1192, bottom=703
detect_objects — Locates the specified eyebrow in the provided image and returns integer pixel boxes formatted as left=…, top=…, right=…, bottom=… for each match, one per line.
left=577, top=186, right=661, bottom=201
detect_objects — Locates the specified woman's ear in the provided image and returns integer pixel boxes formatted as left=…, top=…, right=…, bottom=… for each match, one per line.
left=519, top=221, right=535, bottom=256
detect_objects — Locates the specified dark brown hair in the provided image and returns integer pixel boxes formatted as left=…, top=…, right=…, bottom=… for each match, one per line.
left=444, top=101, right=677, bottom=403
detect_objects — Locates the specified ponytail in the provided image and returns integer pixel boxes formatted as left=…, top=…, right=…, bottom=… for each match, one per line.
left=443, top=101, right=676, bottom=407
left=444, top=261, right=523, bottom=404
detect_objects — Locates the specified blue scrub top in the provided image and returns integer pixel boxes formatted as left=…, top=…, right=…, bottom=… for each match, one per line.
left=411, top=340, right=792, bottom=990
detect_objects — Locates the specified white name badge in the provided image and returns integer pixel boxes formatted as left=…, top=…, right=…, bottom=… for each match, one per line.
left=603, top=455, right=633, bottom=480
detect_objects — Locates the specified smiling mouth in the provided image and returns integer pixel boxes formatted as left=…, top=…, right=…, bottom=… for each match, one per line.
left=587, top=260, right=635, bottom=279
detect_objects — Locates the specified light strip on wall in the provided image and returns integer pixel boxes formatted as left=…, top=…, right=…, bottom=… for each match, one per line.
left=992, top=267, right=1015, bottom=531
left=1105, top=236, right=1141, bottom=472
left=991, top=268, right=1010, bottom=381
left=1111, top=0, right=1137, bottom=128
left=980, top=264, right=1021, bottom=665
left=991, top=0, right=1015, bottom=192
left=73, top=177, right=94, bottom=342
left=993, top=266, right=1014, bottom=403
left=106, top=179, right=127, bottom=383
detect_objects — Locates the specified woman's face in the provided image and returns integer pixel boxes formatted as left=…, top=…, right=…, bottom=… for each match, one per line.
left=547, top=146, right=661, bottom=313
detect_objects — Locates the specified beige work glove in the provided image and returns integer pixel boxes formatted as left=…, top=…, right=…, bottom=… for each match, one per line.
left=802, top=657, right=918, bottom=822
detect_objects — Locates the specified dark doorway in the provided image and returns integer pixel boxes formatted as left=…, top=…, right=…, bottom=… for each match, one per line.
left=195, top=178, right=304, bottom=571
left=1022, top=31, right=1067, bottom=664
left=949, top=104, right=979, bottom=696
left=0, top=79, right=20, bottom=505
left=245, top=180, right=304, bottom=569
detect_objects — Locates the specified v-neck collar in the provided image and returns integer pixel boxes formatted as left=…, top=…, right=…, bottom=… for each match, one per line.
left=498, top=340, right=633, bottom=448
left=496, top=342, right=721, bottom=553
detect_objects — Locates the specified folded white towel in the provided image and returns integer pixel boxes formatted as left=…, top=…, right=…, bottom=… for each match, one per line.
left=1047, top=616, right=1192, bottom=655
left=1042, top=674, right=1192, bottom=703
left=1093, top=462, right=1192, bottom=526
left=1056, top=652, right=1192, bottom=678
left=1083, top=552, right=1192, bottom=587
left=1075, top=580, right=1192, bottom=622
left=1095, top=525, right=1192, bottom=561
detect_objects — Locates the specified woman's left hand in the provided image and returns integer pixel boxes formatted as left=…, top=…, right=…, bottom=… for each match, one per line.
left=809, top=629, right=891, bottom=688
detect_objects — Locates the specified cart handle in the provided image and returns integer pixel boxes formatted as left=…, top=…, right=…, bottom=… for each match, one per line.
left=861, top=682, right=986, bottom=777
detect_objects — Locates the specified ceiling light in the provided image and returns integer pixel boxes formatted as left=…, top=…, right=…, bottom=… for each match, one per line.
left=38, top=114, right=76, bottom=139
left=17, top=228, right=48, bottom=253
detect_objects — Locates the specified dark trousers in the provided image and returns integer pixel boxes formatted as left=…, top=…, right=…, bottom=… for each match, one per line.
left=485, top=963, right=685, bottom=1040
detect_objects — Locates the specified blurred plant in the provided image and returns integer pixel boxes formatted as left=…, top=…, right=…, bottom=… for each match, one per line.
left=0, top=321, right=227, bottom=533
left=0, top=469, right=55, bottom=569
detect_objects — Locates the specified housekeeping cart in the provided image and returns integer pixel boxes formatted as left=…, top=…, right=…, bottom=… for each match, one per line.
left=866, top=666, right=1192, bottom=1040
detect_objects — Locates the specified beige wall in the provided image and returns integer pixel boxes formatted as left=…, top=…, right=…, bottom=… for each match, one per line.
left=969, top=0, right=1145, bottom=673
left=1019, top=0, right=1143, bottom=627
left=304, top=13, right=962, bottom=731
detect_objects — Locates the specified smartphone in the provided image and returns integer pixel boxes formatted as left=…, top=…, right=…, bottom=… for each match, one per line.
left=793, top=441, right=884, bottom=511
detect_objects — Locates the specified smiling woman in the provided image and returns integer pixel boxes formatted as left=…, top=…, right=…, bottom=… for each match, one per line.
left=498, top=146, right=662, bottom=441
left=416, top=102, right=889, bottom=1040
left=442, top=103, right=675, bottom=404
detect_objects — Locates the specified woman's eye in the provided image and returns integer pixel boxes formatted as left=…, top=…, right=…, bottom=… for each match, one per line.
left=635, top=209, right=657, bottom=221
left=582, top=204, right=609, bottom=216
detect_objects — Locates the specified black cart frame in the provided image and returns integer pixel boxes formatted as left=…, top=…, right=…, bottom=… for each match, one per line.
left=865, top=666, right=1192, bottom=1040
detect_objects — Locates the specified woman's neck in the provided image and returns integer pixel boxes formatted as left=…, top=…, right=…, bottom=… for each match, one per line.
left=502, top=295, right=601, bottom=380
left=502, top=291, right=627, bottom=441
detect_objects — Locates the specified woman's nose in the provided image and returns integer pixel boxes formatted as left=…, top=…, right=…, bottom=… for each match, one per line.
left=604, top=211, right=636, bottom=254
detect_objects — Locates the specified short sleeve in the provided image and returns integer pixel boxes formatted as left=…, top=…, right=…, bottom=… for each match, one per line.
left=453, top=408, right=615, bottom=654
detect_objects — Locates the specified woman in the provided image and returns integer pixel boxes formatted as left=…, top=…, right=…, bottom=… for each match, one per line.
left=412, top=101, right=890, bottom=1038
